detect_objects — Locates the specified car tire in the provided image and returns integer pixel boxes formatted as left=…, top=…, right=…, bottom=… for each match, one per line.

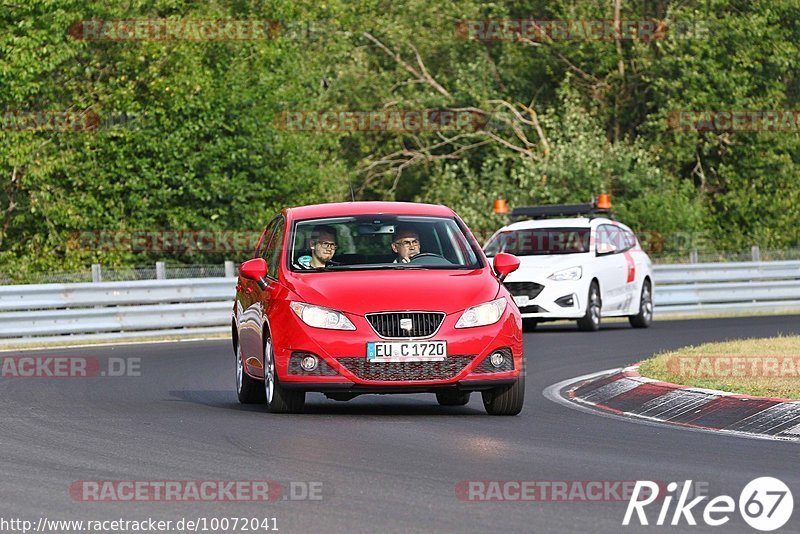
left=628, top=280, right=653, bottom=328
left=436, top=391, right=470, bottom=406
left=482, top=370, right=525, bottom=416
left=577, top=281, right=601, bottom=332
left=522, top=318, right=538, bottom=332
left=263, top=336, right=305, bottom=413
left=236, top=342, right=265, bottom=404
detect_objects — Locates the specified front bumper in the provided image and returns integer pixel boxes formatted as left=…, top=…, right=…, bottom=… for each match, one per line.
left=265, top=305, right=523, bottom=391
left=506, top=276, right=590, bottom=320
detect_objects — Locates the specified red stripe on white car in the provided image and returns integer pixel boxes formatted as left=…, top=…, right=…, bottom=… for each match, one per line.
left=623, top=251, right=635, bottom=283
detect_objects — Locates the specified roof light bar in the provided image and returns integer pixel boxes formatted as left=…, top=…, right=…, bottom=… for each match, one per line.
left=509, top=195, right=613, bottom=221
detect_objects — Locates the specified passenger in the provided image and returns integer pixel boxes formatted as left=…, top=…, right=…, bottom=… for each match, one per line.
left=296, top=225, right=337, bottom=269
left=392, top=227, right=421, bottom=263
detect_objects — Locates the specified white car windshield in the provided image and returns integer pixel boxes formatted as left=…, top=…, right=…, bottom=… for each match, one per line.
left=289, top=215, right=482, bottom=271
left=485, top=227, right=591, bottom=256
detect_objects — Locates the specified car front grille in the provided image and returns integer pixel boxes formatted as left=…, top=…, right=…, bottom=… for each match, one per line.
left=365, top=312, right=445, bottom=338
left=337, top=356, right=473, bottom=381
left=519, top=305, right=547, bottom=314
left=503, top=281, right=544, bottom=300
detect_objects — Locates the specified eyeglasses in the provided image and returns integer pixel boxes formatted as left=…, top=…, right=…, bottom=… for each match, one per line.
left=395, top=239, right=419, bottom=247
left=315, top=241, right=337, bottom=250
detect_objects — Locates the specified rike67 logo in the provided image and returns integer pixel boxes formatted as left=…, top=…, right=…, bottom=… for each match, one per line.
left=624, top=477, right=793, bottom=531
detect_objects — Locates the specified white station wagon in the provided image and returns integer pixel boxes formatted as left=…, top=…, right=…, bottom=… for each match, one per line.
left=483, top=198, right=654, bottom=331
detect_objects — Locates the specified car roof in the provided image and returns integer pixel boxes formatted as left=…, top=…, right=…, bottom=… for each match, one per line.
left=285, top=201, right=455, bottom=220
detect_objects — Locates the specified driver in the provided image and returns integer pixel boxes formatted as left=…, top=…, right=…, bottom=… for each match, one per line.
left=392, top=227, right=421, bottom=263
left=296, top=225, right=338, bottom=269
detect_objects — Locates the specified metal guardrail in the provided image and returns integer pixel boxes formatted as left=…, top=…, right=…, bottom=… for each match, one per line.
left=0, top=278, right=236, bottom=312
left=0, top=260, right=799, bottom=346
left=0, top=278, right=235, bottom=345
left=653, top=260, right=800, bottom=315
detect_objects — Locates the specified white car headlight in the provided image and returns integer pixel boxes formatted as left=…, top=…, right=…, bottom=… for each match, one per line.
left=290, top=302, right=356, bottom=330
left=548, top=266, right=582, bottom=281
left=455, top=297, right=507, bottom=329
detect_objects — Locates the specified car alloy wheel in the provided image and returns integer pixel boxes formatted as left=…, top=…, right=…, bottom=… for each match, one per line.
left=236, top=344, right=243, bottom=394
left=263, top=336, right=305, bottom=413
left=264, top=338, right=274, bottom=405
left=235, top=340, right=265, bottom=404
left=629, top=280, right=653, bottom=328
left=590, top=288, right=600, bottom=325
left=642, top=284, right=653, bottom=320
left=577, top=282, right=601, bottom=332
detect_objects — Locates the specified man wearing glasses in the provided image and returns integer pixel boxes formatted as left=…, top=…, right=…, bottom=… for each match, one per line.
left=392, top=227, right=421, bottom=263
left=296, top=225, right=338, bottom=269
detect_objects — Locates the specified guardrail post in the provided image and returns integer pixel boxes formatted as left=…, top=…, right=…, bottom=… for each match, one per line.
left=156, top=261, right=166, bottom=280
left=224, top=261, right=235, bottom=278
left=689, top=249, right=698, bottom=264
left=91, top=264, right=102, bottom=283
left=751, top=246, right=761, bottom=262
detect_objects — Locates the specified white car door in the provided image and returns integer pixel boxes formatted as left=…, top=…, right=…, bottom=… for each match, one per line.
left=594, top=224, right=628, bottom=312
left=620, top=227, right=645, bottom=312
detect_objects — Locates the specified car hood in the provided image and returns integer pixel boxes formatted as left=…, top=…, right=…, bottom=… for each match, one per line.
left=503, top=253, right=591, bottom=280
left=285, top=268, right=499, bottom=316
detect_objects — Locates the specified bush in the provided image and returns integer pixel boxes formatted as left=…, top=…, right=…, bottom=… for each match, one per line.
left=418, top=87, right=704, bottom=251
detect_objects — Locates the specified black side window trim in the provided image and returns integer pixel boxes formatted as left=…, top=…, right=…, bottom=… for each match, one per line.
left=261, top=215, right=285, bottom=280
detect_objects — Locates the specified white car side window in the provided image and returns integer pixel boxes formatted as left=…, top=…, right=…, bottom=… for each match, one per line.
left=623, top=229, right=637, bottom=250
left=596, top=225, right=619, bottom=254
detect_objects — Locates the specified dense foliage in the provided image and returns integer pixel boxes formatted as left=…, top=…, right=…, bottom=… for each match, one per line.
left=1, top=0, right=798, bottom=276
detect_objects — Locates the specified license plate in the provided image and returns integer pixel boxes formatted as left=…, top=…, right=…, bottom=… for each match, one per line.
left=513, top=295, right=530, bottom=307
left=366, top=341, right=447, bottom=362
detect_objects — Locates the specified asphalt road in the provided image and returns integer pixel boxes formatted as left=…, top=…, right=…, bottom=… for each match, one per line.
left=2, top=316, right=799, bottom=534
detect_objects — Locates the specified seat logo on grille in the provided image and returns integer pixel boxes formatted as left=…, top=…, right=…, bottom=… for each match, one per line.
left=399, top=318, right=413, bottom=331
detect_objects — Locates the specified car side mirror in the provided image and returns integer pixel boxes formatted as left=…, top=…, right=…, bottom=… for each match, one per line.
left=493, top=252, right=520, bottom=282
left=240, top=258, right=268, bottom=289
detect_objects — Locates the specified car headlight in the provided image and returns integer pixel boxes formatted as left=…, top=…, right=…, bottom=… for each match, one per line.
left=455, top=297, right=507, bottom=329
left=289, top=302, right=356, bottom=330
left=548, top=266, right=582, bottom=281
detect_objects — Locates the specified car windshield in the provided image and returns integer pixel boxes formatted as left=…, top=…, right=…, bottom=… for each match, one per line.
left=484, top=227, right=591, bottom=256
left=289, top=215, right=482, bottom=271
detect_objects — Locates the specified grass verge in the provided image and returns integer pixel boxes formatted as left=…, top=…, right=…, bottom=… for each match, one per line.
left=638, top=335, right=800, bottom=399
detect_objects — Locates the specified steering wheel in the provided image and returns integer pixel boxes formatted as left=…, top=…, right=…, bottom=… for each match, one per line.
left=410, top=252, right=452, bottom=265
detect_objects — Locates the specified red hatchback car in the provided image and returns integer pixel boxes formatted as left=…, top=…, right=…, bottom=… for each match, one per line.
left=232, top=202, right=524, bottom=415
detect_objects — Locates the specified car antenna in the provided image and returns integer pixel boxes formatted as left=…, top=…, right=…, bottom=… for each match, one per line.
left=349, top=183, right=355, bottom=202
